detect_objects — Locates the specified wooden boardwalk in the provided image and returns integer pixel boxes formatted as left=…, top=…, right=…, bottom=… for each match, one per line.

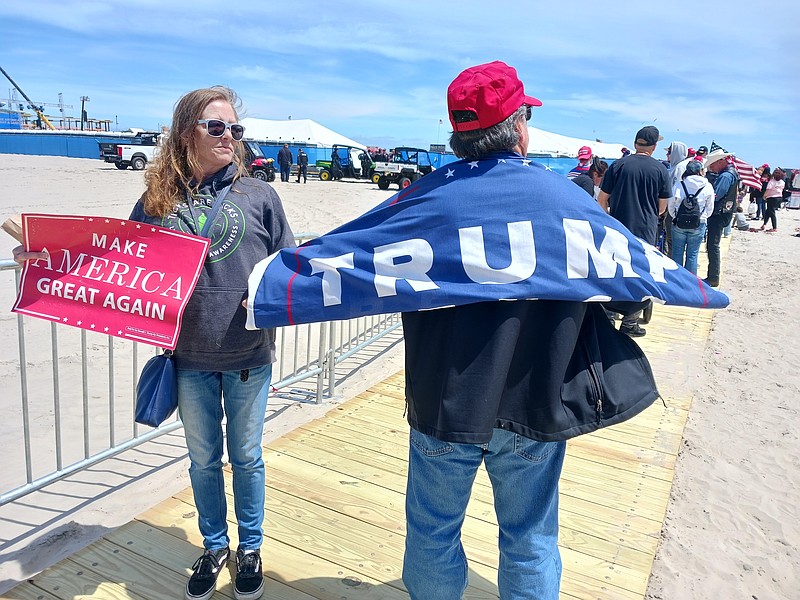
left=4, top=301, right=716, bottom=600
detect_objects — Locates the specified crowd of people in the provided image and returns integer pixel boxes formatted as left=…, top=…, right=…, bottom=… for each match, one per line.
left=570, top=131, right=796, bottom=337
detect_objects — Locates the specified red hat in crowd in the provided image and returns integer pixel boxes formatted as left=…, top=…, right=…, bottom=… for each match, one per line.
left=577, top=146, right=592, bottom=160
left=687, top=147, right=696, bottom=156
left=448, top=61, right=542, bottom=132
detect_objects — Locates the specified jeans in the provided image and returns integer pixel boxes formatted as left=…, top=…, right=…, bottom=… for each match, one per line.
left=705, top=213, right=731, bottom=283
left=403, top=428, right=566, bottom=600
left=280, top=165, right=291, bottom=182
left=755, top=198, right=765, bottom=219
left=671, top=221, right=706, bottom=275
left=177, top=364, right=272, bottom=551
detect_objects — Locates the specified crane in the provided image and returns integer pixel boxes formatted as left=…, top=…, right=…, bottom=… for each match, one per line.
left=0, top=65, right=56, bottom=130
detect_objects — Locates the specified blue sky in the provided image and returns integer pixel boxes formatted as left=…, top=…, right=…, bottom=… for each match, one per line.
left=1, top=1, right=798, bottom=167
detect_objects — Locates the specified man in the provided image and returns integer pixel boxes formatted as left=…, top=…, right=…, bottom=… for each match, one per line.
left=245, top=59, right=726, bottom=600
left=295, top=148, right=308, bottom=183
left=596, top=125, right=671, bottom=337
left=399, top=60, right=658, bottom=600
left=567, top=145, right=592, bottom=179
left=277, top=143, right=293, bottom=182
left=703, top=149, right=738, bottom=287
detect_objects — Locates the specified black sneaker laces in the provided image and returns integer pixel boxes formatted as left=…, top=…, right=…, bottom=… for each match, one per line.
left=191, top=551, right=224, bottom=581
left=237, top=552, right=261, bottom=578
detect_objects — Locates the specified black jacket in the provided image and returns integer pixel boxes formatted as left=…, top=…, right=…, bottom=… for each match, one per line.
left=278, top=147, right=293, bottom=167
left=403, top=300, right=659, bottom=443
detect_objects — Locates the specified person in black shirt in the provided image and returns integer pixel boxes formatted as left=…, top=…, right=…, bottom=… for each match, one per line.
left=597, top=126, right=671, bottom=337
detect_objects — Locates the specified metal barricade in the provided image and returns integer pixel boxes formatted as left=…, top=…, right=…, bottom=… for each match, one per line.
left=0, top=251, right=402, bottom=506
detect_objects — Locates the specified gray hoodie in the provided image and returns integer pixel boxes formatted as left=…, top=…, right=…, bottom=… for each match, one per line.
left=129, top=164, right=295, bottom=370
left=668, top=141, right=688, bottom=188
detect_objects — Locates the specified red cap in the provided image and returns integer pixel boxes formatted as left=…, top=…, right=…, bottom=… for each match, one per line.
left=447, top=61, right=541, bottom=132
left=577, top=146, right=592, bottom=160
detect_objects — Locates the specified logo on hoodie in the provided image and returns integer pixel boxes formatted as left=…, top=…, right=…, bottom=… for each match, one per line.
left=163, top=196, right=245, bottom=263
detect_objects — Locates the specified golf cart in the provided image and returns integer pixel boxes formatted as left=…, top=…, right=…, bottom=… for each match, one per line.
left=373, top=147, right=434, bottom=190
left=317, top=145, right=375, bottom=182
left=242, top=140, right=275, bottom=182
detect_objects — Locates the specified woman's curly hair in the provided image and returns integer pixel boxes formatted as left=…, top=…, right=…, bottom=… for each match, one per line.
left=142, top=86, right=247, bottom=217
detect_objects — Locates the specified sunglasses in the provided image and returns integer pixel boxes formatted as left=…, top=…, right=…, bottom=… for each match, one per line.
left=525, top=106, right=532, bottom=121
left=197, top=119, right=245, bottom=141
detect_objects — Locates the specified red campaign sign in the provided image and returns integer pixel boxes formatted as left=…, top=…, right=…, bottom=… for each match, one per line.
left=12, top=214, right=210, bottom=349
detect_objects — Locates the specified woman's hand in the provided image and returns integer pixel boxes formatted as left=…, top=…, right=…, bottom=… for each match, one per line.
left=12, top=245, right=48, bottom=266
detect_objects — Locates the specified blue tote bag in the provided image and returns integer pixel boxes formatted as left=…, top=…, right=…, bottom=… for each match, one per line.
left=135, top=350, right=178, bottom=427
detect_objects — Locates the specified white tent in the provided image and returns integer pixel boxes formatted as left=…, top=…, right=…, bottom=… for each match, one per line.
left=240, top=118, right=365, bottom=149
left=527, top=126, right=627, bottom=159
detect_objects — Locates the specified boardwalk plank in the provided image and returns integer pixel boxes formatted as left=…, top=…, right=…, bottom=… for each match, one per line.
left=6, top=285, right=723, bottom=598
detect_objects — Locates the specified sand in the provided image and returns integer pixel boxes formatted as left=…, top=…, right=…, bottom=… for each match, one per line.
left=0, top=154, right=798, bottom=599
left=645, top=206, right=800, bottom=599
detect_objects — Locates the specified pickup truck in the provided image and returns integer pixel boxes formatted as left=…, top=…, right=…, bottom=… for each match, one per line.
left=99, top=132, right=161, bottom=170
left=373, top=147, right=434, bottom=190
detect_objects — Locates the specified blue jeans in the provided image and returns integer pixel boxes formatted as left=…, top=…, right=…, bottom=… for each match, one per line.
left=403, top=428, right=566, bottom=600
left=177, top=364, right=272, bottom=551
left=671, top=221, right=706, bottom=275
left=755, top=198, right=765, bottom=219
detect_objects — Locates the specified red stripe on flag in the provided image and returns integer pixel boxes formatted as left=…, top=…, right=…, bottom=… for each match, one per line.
left=732, top=157, right=762, bottom=190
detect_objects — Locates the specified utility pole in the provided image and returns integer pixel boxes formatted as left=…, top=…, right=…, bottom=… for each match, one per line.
left=80, top=95, right=90, bottom=130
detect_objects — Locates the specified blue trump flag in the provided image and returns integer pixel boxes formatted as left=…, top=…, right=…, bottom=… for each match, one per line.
left=246, top=152, right=729, bottom=329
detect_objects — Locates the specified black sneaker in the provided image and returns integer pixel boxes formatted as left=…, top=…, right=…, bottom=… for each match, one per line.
left=620, top=323, right=646, bottom=337
left=234, top=549, right=263, bottom=600
left=186, top=547, right=229, bottom=600
left=703, top=278, right=719, bottom=288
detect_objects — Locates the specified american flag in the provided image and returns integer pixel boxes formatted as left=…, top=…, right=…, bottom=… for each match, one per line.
left=709, top=141, right=762, bottom=190
left=709, top=140, right=726, bottom=153
left=731, top=157, right=762, bottom=190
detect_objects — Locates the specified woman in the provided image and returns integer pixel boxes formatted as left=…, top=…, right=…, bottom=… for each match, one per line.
left=571, top=156, right=608, bottom=199
left=16, top=86, right=294, bottom=600
left=135, top=86, right=294, bottom=600
left=760, top=167, right=785, bottom=232
left=669, top=159, right=715, bottom=274
left=753, top=164, right=770, bottom=220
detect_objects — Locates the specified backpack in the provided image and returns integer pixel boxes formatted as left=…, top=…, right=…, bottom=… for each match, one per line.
left=712, top=167, right=739, bottom=215
left=676, top=181, right=702, bottom=229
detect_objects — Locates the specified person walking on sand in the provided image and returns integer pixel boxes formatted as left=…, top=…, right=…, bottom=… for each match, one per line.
left=760, top=167, right=785, bottom=232
left=295, top=148, right=308, bottom=183
left=277, top=143, right=293, bottom=182
left=16, top=86, right=296, bottom=600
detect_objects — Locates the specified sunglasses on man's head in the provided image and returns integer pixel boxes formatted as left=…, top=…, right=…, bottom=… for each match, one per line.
left=197, top=119, right=245, bottom=141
